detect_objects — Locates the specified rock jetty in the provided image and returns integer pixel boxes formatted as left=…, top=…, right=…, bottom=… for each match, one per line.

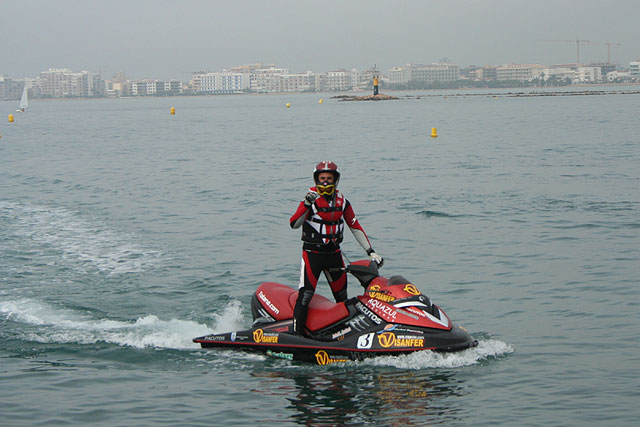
left=332, top=94, right=399, bottom=102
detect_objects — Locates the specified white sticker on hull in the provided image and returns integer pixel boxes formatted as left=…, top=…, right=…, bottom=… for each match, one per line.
left=426, top=308, right=449, bottom=327
left=258, top=291, right=280, bottom=314
left=357, top=333, right=375, bottom=349
left=392, top=303, right=449, bottom=327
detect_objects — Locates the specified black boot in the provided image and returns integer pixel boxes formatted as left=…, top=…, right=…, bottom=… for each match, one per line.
left=292, top=312, right=308, bottom=337
left=293, top=289, right=314, bottom=336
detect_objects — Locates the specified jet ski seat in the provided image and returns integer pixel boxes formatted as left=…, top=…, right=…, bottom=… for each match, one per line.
left=288, top=292, right=349, bottom=332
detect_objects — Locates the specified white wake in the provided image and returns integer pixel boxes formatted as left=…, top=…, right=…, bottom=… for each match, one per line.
left=0, top=298, right=245, bottom=350
left=1, top=298, right=511, bottom=368
left=361, top=339, right=513, bottom=369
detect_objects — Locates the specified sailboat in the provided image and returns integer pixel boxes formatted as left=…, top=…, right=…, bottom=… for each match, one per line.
left=17, top=86, right=28, bottom=112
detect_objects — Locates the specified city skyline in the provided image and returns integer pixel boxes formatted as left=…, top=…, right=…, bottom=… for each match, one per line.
left=1, top=0, right=639, bottom=81
left=4, top=61, right=637, bottom=102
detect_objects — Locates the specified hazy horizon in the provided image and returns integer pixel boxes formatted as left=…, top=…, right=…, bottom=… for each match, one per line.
left=2, top=0, right=639, bottom=81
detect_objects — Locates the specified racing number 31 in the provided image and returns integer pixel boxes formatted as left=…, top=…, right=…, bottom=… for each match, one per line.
left=357, top=333, right=374, bottom=349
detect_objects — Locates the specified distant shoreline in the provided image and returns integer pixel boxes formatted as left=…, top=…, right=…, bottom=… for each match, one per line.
left=3, top=82, right=639, bottom=102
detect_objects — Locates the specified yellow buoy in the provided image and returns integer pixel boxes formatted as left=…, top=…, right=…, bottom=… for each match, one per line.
left=286, top=103, right=291, bottom=108
left=170, top=107, right=175, bottom=115
left=8, top=114, right=14, bottom=123
left=430, top=127, right=438, bottom=138
left=318, top=99, right=324, bottom=104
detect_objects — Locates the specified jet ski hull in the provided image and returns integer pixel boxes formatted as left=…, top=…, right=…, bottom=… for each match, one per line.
left=193, top=317, right=477, bottom=365
left=193, top=261, right=478, bottom=364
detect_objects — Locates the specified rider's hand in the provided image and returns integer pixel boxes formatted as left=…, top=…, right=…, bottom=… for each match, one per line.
left=368, top=251, right=384, bottom=267
left=304, top=192, right=319, bottom=206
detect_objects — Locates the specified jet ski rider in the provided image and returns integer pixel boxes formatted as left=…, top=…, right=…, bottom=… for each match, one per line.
left=289, top=160, right=383, bottom=336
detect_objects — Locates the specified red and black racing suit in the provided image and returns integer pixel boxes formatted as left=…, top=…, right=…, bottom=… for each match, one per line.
left=289, top=187, right=374, bottom=334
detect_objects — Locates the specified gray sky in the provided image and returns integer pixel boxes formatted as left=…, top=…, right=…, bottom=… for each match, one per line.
left=2, top=0, right=639, bottom=81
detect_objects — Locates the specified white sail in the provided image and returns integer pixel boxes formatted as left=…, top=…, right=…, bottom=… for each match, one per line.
left=18, top=86, right=28, bottom=112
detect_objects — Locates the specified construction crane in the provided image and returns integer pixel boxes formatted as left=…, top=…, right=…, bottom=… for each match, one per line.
left=605, top=41, right=621, bottom=64
left=545, top=39, right=591, bottom=65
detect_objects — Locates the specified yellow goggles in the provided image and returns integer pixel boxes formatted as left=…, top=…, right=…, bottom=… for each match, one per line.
left=316, top=184, right=335, bottom=195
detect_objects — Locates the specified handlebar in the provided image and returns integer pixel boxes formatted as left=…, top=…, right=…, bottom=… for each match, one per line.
left=341, top=260, right=381, bottom=287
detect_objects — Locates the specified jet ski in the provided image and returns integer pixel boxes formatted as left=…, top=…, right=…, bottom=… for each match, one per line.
left=193, top=260, right=477, bottom=365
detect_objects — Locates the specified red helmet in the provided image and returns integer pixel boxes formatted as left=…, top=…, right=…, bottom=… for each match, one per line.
left=313, top=161, right=340, bottom=185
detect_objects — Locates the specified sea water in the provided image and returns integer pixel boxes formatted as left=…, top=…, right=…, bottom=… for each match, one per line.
left=1, top=88, right=639, bottom=425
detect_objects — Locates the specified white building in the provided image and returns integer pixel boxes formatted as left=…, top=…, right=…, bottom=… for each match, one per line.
left=314, top=73, right=327, bottom=92
left=0, top=75, right=26, bottom=100
left=411, top=63, right=460, bottom=82
left=128, top=80, right=153, bottom=96
left=38, top=68, right=103, bottom=97
left=279, top=72, right=315, bottom=92
left=325, top=69, right=353, bottom=91
left=193, top=67, right=313, bottom=93
left=575, top=66, right=602, bottom=83
left=313, top=68, right=371, bottom=91
left=38, top=68, right=72, bottom=97
left=196, top=72, right=250, bottom=93
left=496, top=64, right=544, bottom=81
left=542, top=67, right=575, bottom=81
left=128, top=79, right=182, bottom=96
left=389, top=66, right=411, bottom=85
left=250, top=67, right=289, bottom=92
left=350, top=69, right=362, bottom=88
left=630, top=60, right=640, bottom=77
left=387, top=63, right=460, bottom=85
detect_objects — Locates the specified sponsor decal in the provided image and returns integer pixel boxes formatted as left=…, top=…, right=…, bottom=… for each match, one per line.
left=266, top=350, right=294, bottom=360
left=205, top=335, right=226, bottom=341
left=397, top=334, right=424, bottom=340
left=377, top=332, right=425, bottom=348
left=331, top=327, right=352, bottom=339
left=357, top=333, right=375, bottom=349
left=230, top=332, right=236, bottom=341
left=366, top=298, right=398, bottom=321
left=258, top=291, right=280, bottom=314
left=369, top=285, right=395, bottom=302
left=377, top=324, right=398, bottom=334
left=355, top=302, right=382, bottom=325
left=253, top=328, right=279, bottom=344
left=405, top=306, right=429, bottom=318
left=403, top=284, right=421, bottom=296
left=349, top=351, right=366, bottom=361
left=347, top=314, right=370, bottom=331
left=392, top=327, right=425, bottom=334
left=370, top=292, right=396, bottom=302
left=315, top=350, right=349, bottom=365
left=397, top=308, right=420, bottom=320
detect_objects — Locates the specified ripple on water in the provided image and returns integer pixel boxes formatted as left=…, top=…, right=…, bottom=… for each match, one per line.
left=1, top=201, right=164, bottom=275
